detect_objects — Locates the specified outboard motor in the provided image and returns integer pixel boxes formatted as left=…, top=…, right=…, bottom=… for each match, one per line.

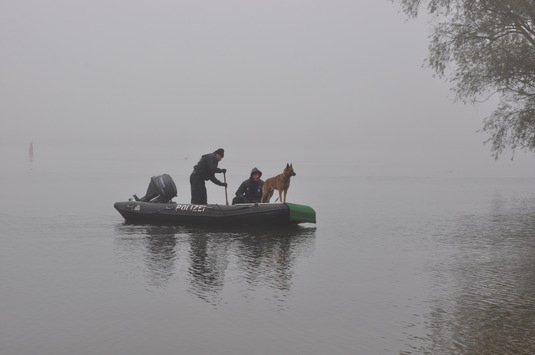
left=133, top=174, right=177, bottom=203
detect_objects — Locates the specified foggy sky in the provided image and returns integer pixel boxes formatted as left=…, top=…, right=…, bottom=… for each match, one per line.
left=1, top=0, right=533, bottom=178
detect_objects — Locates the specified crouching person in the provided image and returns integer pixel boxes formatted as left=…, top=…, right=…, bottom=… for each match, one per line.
left=232, top=167, right=264, bottom=205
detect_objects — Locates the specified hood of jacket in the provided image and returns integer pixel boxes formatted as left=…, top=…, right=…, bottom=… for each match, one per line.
left=250, top=167, right=262, bottom=178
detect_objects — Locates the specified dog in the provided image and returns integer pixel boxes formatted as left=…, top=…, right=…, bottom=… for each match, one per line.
left=261, top=163, right=296, bottom=203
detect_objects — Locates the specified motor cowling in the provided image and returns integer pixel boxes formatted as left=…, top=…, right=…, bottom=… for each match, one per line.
left=134, top=174, right=177, bottom=203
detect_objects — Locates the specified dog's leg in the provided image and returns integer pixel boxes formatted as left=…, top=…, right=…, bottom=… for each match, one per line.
left=262, top=186, right=273, bottom=203
left=282, top=189, right=287, bottom=203
left=261, top=184, right=269, bottom=203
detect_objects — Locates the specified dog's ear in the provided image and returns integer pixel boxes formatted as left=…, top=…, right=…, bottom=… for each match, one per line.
left=290, top=163, right=293, bottom=168
left=286, top=163, right=289, bottom=168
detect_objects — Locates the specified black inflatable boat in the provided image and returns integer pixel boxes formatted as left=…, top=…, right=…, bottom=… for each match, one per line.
left=114, top=174, right=316, bottom=226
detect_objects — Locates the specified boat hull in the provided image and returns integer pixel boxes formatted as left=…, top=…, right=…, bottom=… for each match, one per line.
left=114, top=201, right=316, bottom=226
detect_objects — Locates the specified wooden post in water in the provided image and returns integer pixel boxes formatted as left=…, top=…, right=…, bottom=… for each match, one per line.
left=29, top=142, right=34, bottom=162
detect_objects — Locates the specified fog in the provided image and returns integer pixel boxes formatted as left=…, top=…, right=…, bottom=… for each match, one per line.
left=1, top=0, right=533, bottom=178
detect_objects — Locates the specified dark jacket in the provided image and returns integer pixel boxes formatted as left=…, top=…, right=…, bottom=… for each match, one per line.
left=192, top=153, right=224, bottom=186
left=235, top=167, right=264, bottom=203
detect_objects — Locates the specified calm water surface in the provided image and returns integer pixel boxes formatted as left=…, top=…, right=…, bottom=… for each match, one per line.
left=1, top=155, right=535, bottom=354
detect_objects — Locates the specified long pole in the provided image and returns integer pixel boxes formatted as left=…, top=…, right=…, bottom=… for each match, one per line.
left=223, top=172, right=229, bottom=205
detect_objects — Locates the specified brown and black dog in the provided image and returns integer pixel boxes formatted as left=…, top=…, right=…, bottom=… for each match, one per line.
left=261, top=163, right=296, bottom=203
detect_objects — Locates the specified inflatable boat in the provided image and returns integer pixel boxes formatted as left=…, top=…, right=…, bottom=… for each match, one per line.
left=114, top=174, right=316, bottom=226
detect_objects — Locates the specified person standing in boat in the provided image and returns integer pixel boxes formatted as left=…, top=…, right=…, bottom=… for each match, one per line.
left=190, top=148, right=227, bottom=204
left=232, top=167, right=264, bottom=205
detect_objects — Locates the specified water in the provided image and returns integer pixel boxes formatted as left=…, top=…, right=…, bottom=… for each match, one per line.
left=2, top=152, right=535, bottom=354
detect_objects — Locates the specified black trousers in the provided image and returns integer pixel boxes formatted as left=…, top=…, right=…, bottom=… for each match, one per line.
left=190, top=173, right=207, bottom=204
left=232, top=196, right=247, bottom=205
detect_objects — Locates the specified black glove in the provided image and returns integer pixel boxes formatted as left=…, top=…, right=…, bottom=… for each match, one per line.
left=221, top=168, right=227, bottom=173
left=221, top=182, right=227, bottom=187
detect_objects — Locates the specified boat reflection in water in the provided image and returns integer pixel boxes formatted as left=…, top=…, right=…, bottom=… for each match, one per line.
left=114, top=225, right=179, bottom=289
left=114, top=224, right=316, bottom=306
